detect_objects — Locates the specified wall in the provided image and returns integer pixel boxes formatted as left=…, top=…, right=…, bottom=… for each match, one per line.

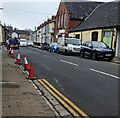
left=69, top=29, right=102, bottom=43
left=11, top=32, right=18, bottom=38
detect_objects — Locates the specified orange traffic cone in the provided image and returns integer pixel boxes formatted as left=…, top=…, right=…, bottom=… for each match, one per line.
left=27, top=63, right=34, bottom=80
left=10, top=47, right=14, bottom=57
left=9, top=47, right=12, bottom=55
left=23, top=54, right=29, bottom=70
left=16, top=50, right=21, bottom=65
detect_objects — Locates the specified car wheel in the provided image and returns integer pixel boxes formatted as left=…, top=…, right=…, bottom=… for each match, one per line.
left=80, top=50, right=84, bottom=58
left=92, top=52, right=97, bottom=60
left=108, top=57, right=113, bottom=61
left=65, top=49, right=68, bottom=55
left=53, top=49, right=55, bottom=53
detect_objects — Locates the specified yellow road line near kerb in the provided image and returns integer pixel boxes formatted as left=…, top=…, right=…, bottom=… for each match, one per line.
left=39, top=80, right=80, bottom=117
left=42, top=79, right=90, bottom=118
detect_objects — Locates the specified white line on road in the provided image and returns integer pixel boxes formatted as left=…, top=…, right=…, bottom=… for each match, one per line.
left=60, top=59, right=78, bottom=67
left=90, top=68, right=119, bottom=79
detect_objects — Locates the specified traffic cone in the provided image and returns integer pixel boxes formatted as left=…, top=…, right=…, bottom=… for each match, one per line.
left=10, top=47, right=14, bottom=57
left=16, top=50, right=21, bottom=65
left=27, top=63, right=34, bottom=80
left=6, top=49, right=8, bottom=53
left=9, top=47, right=12, bottom=55
left=23, top=54, right=29, bottom=70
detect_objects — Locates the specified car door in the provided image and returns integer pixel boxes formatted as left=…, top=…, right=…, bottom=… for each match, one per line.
left=82, top=41, right=89, bottom=56
left=87, top=42, right=94, bottom=57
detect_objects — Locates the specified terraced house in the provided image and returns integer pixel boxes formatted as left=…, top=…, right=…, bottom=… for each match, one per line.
left=36, top=16, right=56, bottom=45
left=54, top=0, right=102, bottom=41
left=69, top=1, right=120, bottom=57
left=0, top=23, right=9, bottom=45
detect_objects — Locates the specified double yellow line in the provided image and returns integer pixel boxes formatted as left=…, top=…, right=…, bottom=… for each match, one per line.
left=38, top=79, right=90, bottom=118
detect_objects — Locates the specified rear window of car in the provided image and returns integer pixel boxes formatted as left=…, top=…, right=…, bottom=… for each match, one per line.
left=20, top=40, right=27, bottom=42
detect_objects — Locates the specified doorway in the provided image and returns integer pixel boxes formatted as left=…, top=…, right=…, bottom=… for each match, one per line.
left=92, top=32, right=98, bottom=41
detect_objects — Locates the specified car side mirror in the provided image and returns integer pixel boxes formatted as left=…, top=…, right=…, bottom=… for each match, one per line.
left=89, top=46, right=93, bottom=48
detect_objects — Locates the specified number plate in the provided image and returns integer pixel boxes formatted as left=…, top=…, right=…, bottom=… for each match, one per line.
left=106, top=54, right=111, bottom=56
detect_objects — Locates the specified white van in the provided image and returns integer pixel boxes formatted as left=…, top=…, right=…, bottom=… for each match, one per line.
left=57, top=37, right=81, bottom=55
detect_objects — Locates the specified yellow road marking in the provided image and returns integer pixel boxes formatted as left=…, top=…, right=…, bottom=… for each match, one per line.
left=42, top=79, right=90, bottom=118
left=39, top=80, right=80, bottom=117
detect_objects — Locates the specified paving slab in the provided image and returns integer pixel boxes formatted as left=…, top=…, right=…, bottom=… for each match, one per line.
left=2, top=49, right=56, bottom=117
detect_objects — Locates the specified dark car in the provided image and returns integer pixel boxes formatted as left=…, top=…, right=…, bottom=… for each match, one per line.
left=48, top=42, right=57, bottom=53
left=80, top=41, right=115, bottom=61
left=41, top=42, right=49, bottom=51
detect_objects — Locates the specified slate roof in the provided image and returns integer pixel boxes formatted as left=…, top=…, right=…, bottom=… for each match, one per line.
left=9, top=30, right=31, bottom=35
left=64, top=1, right=103, bottom=20
left=16, top=30, right=31, bottom=35
left=70, top=2, right=119, bottom=32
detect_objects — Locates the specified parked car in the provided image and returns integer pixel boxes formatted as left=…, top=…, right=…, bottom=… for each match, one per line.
left=7, top=37, right=20, bottom=50
left=41, top=42, right=49, bottom=51
left=48, top=42, right=58, bottom=53
left=27, top=40, right=34, bottom=46
left=19, top=39, right=27, bottom=47
left=80, top=41, right=115, bottom=61
left=57, top=37, right=82, bottom=55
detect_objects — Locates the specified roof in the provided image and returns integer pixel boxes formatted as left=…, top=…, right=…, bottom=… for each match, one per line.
left=15, top=30, right=31, bottom=35
left=70, top=2, right=119, bottom=32
left=64, top=1, right=103, bottom=20
left=9, top=30, right=31, bottom=35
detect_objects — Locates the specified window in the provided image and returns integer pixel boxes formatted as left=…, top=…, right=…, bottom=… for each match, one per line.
left=75, top=34, right=80, bottom=39
left=104, top=32, right=112, bottom=37
left=61, top=14, right=63, bottom=28
left=92, top=32, right=98, bottom=41
left=58, top=15, right=60, bottom=28
left=84, top=41, right=89, bottom=46
left=64, top=13, right=66, bottom=28
left=88, top=42, right=92, bottom=47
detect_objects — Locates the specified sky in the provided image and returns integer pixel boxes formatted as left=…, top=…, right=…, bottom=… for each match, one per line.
left=0, top=0, right=116, bottom=30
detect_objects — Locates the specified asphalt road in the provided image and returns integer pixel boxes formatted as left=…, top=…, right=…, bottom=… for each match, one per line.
left=14, top=46, right=119, bottom=117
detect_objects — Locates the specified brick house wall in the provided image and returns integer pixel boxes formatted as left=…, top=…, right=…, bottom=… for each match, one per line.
left=55, top=1, right=81, bottom=42
left=19, top=34, right=29, bottom=40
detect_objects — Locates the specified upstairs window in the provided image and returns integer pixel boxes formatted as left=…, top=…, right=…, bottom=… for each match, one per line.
left=58, top=15, right=61, bottom=28
left=64, top=13, right=66, bottom=28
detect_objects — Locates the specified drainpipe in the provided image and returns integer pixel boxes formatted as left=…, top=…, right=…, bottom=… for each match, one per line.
left=115, top=30, right=120, bottom=57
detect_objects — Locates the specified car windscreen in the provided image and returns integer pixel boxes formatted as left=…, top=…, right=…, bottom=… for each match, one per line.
left=92, top=42, right=107, bottom=48
left=66, top=39, right=81, bottom=45
left=20, top=40, right=27, bottom=42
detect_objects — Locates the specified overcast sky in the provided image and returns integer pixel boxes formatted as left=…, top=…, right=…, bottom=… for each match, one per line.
left=0, top=0, right=115, bottom=30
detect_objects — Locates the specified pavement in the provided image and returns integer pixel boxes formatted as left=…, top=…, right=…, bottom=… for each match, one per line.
left=1, top=48, right=57, bottom=117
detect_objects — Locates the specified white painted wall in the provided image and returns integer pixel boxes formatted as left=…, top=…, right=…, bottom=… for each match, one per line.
left=11, top=32, right=18, bottom=38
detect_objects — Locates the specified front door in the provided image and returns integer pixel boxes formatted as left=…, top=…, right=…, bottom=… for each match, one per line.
left=92, top=32, right=98, bottom=41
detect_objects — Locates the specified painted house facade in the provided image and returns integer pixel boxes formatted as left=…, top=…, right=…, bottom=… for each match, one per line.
left=55, top=0, right=102, bottom=42
left=36, top=16, right=56, bottom=45
left=69, top=2, right=119, bottom=57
